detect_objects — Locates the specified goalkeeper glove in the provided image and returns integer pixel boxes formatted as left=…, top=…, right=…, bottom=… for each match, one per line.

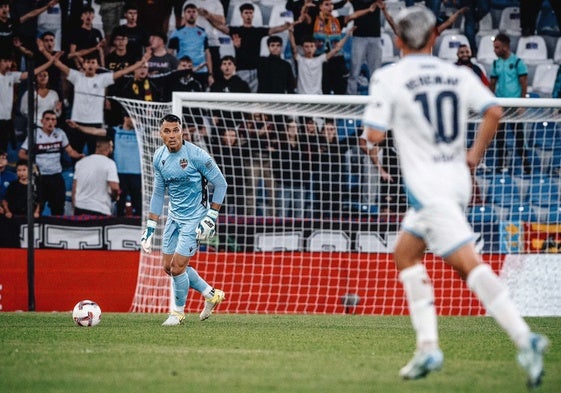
left=140, top=219, right=157, bottom=253
left=196, top=208, right=219, bottom=241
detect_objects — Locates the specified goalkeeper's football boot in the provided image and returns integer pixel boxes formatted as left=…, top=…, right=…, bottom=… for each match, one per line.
left=517, top=333, right=549, bottom=389
left=199, top=289, right=225, bottom=321
left=399, top=348, right=443, bottom=379
left=161, top=311, right=185, bottom=326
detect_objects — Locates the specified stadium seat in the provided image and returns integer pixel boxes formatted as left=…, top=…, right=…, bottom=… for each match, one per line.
left=498, top=7, right=521, bottom=36
left=437, top=34, right=470, bottom=61
left=217, top=34, right=235, bottom=58
left=507, top=203, right=538, bottom=222
left=486, top=174, right=522, bottom=207
left=545, top=204, right=561, bottom=223
left=228, top=1, right=263, bottom=26
left=355, top=231, right=397, bottom=253
left=553, top=37, right=561, bottom=63
left=381, top=32, right=399, bottom=64
left=307, top=230, right=350, bottom=252
left=525, top=175, right=561, bottom=207
left=254, top=232, right=303, bottom=251
left=531, top=64, right=559, bottom=97
left=516, top=35, right=553, bottom=65
left=468, top=205, right=498, bottom=224
left=476, top=12, right=497, bottom=37
left=477, top=34, right=498, bottom=74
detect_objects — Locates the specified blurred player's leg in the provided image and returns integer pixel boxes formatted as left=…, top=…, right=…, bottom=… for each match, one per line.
left=395, top=232, right=442, bottom=379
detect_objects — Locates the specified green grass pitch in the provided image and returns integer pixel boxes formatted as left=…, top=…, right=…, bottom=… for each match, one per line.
left=1, top=313, right=559, bottom=393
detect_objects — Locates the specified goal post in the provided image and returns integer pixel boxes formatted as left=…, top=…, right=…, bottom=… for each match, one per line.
left=114, top=94, right=561, bottom=316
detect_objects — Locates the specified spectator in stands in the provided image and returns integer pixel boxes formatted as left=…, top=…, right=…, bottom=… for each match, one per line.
left=2, top=158, right=40, bottom=219
left=19, top=110, right=84, bottom=216
left=346, top=0, right=382, bottom=96
left=168, top=3, right=213, bottom=89
left=288, top=28, right=353, bottom=94
left=318, top=118, right=344, bottom=216
left=273, top=118, right=306, bottom=218
left=20, top=70, right=62, bottom=127
left=98, top=0, right=126, bottom=41
left=37, top=1, right=62, bottom=51
left=67, top=112, right=142, bottom=217
left=243, top=112, right=278, bottom=217
left=136, top=0, right=175, bottom=37
left=60, top=0, right=88, bottom=52
left=34, top=31, right=62, bottom=94
left=199, top=2, right=293, bottom=92
left=160, top=56, right=204, bottom=101
left=210, top=55, right=250, bottom=93
left=106, top=33, right=138, bottom=72
left=0, top=149, right=16, bottom=215
left=112, top=2, right=150, bottom=61
left=521, top=0, right=561, bottom=37
left=458, top=0, right=491, bottom=56
left=40, top=45, right=151, bottom=156
left=115, top=56, right=198, bottom=102
left=211, top=122, right=249, bottom=215
left=72, top=138, right=120, bottom=216
left=0, top=52, right=57, bottom=153
left=286, top=0, right=347, bottom=46
left=490, top=33, right=531, bottom=174
left=0, top=0, right=58, bottom=57
left=372, top=129, right=406, bottom=213
left=68, top=5, right=105, bottom=69
left=300, top=117, right=322, bottom=216
left=188, top=0, right=226, bottom=78
left=10, top=0, right=60, bottom=55
left=311, top=0, right=377, bottom=95
left=257, top=35, right=295, bottom=94
left=147, top=31, right=178, bottom=75
left=455, top=44, right=489, bottom=87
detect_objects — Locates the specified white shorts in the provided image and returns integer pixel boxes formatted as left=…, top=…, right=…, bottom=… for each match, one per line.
left=401, top=201, right=475, bottom=257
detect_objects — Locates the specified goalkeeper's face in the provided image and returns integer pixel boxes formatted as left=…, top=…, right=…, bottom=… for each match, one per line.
left=160, top=120, right=183, bottom=152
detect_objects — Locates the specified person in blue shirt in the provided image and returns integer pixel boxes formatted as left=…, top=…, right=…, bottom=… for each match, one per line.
left=140, top=114, right=228, bottom=326
left=0, top=149, right=17, bottom=216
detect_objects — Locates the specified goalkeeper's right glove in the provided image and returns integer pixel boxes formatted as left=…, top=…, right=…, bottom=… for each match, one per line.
left=140, top=219, right=157, bottom=253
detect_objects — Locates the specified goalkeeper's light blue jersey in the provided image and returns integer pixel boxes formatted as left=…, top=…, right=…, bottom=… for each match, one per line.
left=149, top=141, right=227, bottom=223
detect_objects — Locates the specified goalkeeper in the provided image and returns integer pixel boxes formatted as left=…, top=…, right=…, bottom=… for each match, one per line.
left=141, top=113, right=228, bottom=326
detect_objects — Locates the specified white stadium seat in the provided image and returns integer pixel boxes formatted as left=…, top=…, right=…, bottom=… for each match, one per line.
left=255, top=232, right=303, bottom=251
left=516, top=35, right=553, bottom=65
left=498, top=6, right=521, bottom=36
left=531, top=63, right=559, bottom=97
left=307, top=230, right=350, bottom=252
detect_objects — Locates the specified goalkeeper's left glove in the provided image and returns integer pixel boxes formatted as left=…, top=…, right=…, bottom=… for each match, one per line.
left=196, top=208, right=219, bottom=241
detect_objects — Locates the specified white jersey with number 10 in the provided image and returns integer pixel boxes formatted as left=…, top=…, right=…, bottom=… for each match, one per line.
left=363, top=55, right=498, bottom=209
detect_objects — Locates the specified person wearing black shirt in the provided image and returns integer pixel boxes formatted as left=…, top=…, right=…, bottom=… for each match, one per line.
left=257, top=35, right=295, bottom=94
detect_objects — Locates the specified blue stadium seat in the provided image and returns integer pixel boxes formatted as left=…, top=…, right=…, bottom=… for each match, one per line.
left=507, top=203, right=538, bottom=222
left=468, top=205, right=497, bottom=224
left=486, top=174, right=521, bottom=206
left=525, top=174, right=561, bottom=207
left=546, top=204, right=561, bottom=223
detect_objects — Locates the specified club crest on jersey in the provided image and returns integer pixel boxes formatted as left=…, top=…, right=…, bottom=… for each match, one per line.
left=179, top=158, right=188, bottom=169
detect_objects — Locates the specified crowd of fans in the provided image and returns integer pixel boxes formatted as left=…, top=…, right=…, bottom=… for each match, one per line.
left=0, top=0, right=558, bottom=219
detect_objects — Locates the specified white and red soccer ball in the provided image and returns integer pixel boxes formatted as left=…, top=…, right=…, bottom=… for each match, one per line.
left=72, top=300, right=102, bottom=327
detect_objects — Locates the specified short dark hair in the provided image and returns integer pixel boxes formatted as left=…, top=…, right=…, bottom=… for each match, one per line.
left=494, top=33, right=510, bottom=45
left=42, top=109, right=57, bottom=118
left=151, top=31, right=167, bottom=43
left=82, top=5, right=95, bottom=13
left=179, top=55, right=192, bottom=63
left=124, top=1, right=138, bottom=12
left=267, top=35, right=283, bottom=46
left=302, top=35, right=315, bottom=44
left=183, top=3, right=197, bottom=11
left=39, top=31, right=55, bottom=40
left=220, top=55, right=236, bottom=66
left=83, top=52, right=99, bottom=62
left=240, top=3, right=254, bottom=12
left=16, top=158, right=28, bottom=168
left=0, top=0, right=10, bottom=6
left=160, top=113, right=182, bottom=126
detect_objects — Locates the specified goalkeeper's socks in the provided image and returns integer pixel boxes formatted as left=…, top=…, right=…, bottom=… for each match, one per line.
left=187, top=267, right=211, bottom=296
left=399, top=264, right=439, bottom=349
left=467, top=264, right=530, bottom=349
left=172, top=271, right=190, bottom=313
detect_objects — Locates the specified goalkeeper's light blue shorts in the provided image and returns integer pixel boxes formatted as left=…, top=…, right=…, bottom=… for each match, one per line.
left=162, top=216, right=198, bottom=257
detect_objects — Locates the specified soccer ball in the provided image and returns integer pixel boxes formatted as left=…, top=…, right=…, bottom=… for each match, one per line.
left=72, top=300, right=102, bottom=327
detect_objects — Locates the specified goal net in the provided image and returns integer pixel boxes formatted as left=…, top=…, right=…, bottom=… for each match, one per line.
left=115, top=94, right=561, bottom=316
